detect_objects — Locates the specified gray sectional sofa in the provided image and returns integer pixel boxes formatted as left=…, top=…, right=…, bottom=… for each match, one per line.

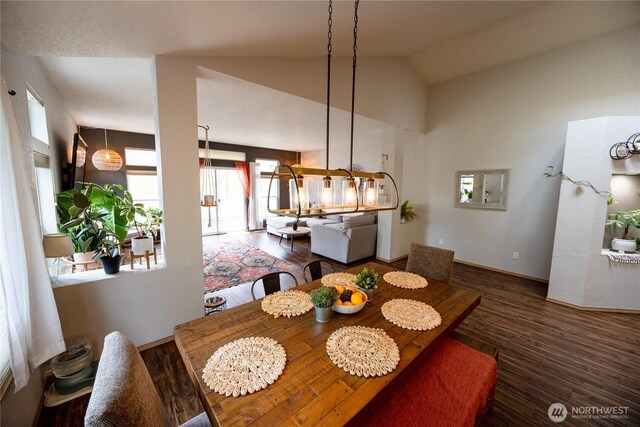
left=266, top=213, right=377, bottom=264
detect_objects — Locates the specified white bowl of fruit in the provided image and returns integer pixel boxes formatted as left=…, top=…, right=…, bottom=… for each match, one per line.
left=331, top=286, right=368, bottom=314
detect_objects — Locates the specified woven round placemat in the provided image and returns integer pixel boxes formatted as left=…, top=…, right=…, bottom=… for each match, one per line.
left=321, top=272, right=357, bottom=287
left=261, top=290, right=313, bottom=318
left=326, top=326, right=400, bottom=377
left=381, top=299, right=442, bottom=331
left=383, top=271, right=428, bottom=289
left=202, top=337, right=286, bottom=397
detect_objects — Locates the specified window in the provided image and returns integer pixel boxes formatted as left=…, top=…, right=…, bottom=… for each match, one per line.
left=126, top=171, right=159, bottom=209
left=198, top=149, right=246, bottom=162
left=257, top=160, right=280, bottom=219
left=26, top=85, right=49, bottom=144
left=256, top=159, right=279, bottom=174
left=259, top=176, right=279, bottom=219
left=34, top=154, right=57, bottom=234
left=125, top=148, right=157, bottom=167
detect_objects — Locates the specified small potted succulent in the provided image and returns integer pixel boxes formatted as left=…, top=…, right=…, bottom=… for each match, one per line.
left=309, top=286, right=338, bottom=323
left=355, top=267, right=380, bottom=300
left=605, top=209, right=640, bottom=253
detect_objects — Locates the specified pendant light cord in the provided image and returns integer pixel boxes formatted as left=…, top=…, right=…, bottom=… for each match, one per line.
left=349, top=0, right=360, bottom=172
left=104, top=129, right=108, bottom=150
left=325, top=0, right=333, bottom=170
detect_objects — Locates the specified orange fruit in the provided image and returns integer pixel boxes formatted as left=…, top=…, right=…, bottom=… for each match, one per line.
left=351, top=294, right=363, bottom=305
left=343, top=301, right=353, bottom=306
left=335, top=285, right=345, bottom=295
left=335, top=299, right=343, bottom=305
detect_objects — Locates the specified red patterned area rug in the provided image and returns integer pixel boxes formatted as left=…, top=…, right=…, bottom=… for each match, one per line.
left=203, top=240, right=295, bottom=293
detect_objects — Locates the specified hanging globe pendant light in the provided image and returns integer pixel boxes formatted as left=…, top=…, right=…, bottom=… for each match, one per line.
left=92, top=129, right=122, bottom=171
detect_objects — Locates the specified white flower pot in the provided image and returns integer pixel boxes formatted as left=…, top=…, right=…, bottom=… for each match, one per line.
left=131, top=236, right=154, bottom=255
left=611, top=238, right=637, bottom=253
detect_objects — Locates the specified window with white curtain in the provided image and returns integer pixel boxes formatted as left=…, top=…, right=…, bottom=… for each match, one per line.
left=257, top=159, right=279, bottom=219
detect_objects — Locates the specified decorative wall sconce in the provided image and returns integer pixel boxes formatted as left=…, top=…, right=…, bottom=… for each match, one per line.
left=610, top=132, right=640, bottom=160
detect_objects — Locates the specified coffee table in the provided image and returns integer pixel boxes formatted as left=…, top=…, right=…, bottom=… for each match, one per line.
left=276, top=226, right=311, bottom=252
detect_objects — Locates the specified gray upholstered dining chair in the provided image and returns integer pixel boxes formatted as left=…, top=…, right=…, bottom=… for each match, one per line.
left=250, top=271, right=299, bottom=300
left=405, top=243, right=455, bottom=284
left=302, top=260, right=335, bottom=283
left=85, top=331, right=211, bottom=427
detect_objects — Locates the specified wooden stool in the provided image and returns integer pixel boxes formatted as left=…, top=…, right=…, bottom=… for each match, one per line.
left=129, top=248, right=157, bottom=270
left=352, top=335, right=498, bottom=427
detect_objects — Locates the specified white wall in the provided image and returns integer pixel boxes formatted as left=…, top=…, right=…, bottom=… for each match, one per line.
left=409, top=25, right=640, bottom=280
left=52, top=57, right=204, bottom=353
left=548, top=117, right=640, bottom=310
left=1, top=44, right=76, bottom=427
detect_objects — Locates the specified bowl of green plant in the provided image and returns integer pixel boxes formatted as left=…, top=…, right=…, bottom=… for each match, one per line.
left=309, top=286, right=339, bottom=323
left=355, top=267, right=379, bottom=300
left=606, top=209, right=640, bottom=253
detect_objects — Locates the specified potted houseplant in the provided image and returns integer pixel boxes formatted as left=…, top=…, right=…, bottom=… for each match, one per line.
left=120, top=193, right=163, bottom=256
left=400, top=200, right=416, bottom=224
left=59, top=185, right=126, bottom=274
left=309, top=286, right=338, bottom=323
left=355, top=267, right=379, bottom=300
left=292, top=216, right=300, bottom=231
left=605, top=209, right=640, bottom=253
left=57, top=183, right=129, bottom=260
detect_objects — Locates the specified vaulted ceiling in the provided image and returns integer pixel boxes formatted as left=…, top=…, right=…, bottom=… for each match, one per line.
left=2, top=1, right=638, bottom=148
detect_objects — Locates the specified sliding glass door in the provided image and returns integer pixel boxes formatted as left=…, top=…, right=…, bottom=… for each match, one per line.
left=201, top=168, right=246, bottom=235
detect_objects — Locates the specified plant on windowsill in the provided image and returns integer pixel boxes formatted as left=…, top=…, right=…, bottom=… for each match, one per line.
left=58, top=184, right=128, bottom=274
left=120, top=194, right=163, bottom=256
left=605, top=209, right=640, bottom=253
left=400, top=200, right=416, bottom=224
left=309, top=286, right=338, bottom=323
left=355, top=267, right=379, bottom=300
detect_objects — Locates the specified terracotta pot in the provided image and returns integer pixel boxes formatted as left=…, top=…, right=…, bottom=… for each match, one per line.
left=73, top=251, right=95, bottom=263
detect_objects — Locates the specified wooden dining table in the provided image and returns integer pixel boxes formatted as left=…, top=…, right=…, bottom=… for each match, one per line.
left=174, top=261, right=481, bottom=426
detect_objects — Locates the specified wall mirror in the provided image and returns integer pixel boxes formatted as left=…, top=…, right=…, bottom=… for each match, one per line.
left=455, top=169, right=509, bottom=210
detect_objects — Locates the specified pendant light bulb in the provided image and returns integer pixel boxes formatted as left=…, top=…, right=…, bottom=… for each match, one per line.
left=365, top=178, right=377, bottom=206
left=320, top=175, right=334, bottom=206
left=289, top=174, right=308, bottom=209
left=342, top=178, right=357, bottom=206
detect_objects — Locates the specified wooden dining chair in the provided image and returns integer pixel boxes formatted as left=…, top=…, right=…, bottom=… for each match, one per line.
left=406, top=243, right=455, bottom=284
left=302, top=260, right=335, bottom=282
left=250, top=271, right=299, bottom=300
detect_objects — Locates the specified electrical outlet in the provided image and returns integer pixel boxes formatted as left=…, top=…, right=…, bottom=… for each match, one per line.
left=438, top=239, right=443, bottom=245
left=512, top=252, right=519, bottom=260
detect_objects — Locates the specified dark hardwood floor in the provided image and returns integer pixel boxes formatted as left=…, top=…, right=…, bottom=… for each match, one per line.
left=37, top=231, right=640, bottom=426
